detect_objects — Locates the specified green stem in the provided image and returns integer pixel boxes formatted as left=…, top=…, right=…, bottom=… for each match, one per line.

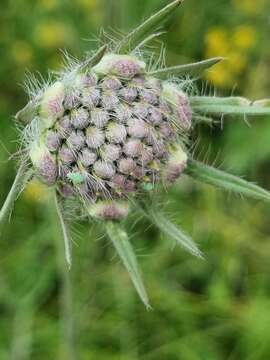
left=53, top=194, right=76, bottom=360
left=0, top=162, right=31, bottom=233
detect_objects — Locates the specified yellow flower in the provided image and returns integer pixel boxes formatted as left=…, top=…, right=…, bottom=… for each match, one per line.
left=76, top=0, right=97, bottom=10
left=39, top=0, right=58, bottom=11
left=11, top=41, right=33, bottom=65
left=231, top=0, right=265, bottom=15
left=205, top=62, right=234, bottom=88
left=23, top=179, right=48, bottom=203
left=205, top=27, right=230, bottom=56
left=233, top=26, right=257, bottom=50
left=228, top=52, right=247, bottom=74
left=33, top=21, right=73, bottom=49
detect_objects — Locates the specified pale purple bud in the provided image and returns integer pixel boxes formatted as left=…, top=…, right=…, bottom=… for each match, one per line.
left=30, top=142, right=57, bottom=185
left=119, top=86, right=138, bottom=103
left=70, top=108, right=89, bottom=129
left=123, top=139, right=142, bottom=157
left=76, top=72, right=98, bottom=88
left=159, top=122, right=174, bottom=139
left=140, top=88, right=159, bottom=105
left=59, top=164, right=71, bottom=179
left=101, top=91, right=119, bottom=110
left=67, top=130, right=85, bottom=150
left=131, top=76, right=146, bottom=87
left=64, top=89, right=81, bottom=110
left=59, top=145, right=76, bottom=164
left=163, top=146, right=188, bottom=184
left=40, top=82, right=65, bottom=127
left=93, top=161, right=115, bottom=179
left=58, top=115, right=72, bottom=137
left=139, top=146, right=153, bottom=165
left=132, top=166, right=145, bottom=179
left=133, top=102, right=149, bottom=119
left=88, top=200, right=129, bottom=220
left=93, top=54, right=146, bottom=78
left=100, top=144, right=121, bottom=162
left=119, top=158, right=136, bottom=175
left=106, top=122, right=127, bottom=143
left=46, top=130, right=61, bottom=152
left=148, top=107, right=163, bottom=125
left=86, top=126, right=105, bottom=149
left=58, top=183, right=74, bottom=198
left=152, top=140, right=167, bottom=158
left=111, top=174, right=126, bottom=191
left=81, top=88, right=100, bottom=108
left=79, top=148, right=97, bottom=167
left=102, top=76, right=122, bottom=90
left=162, top=83, right=192, bottom=130
left=125, top=180, right=136, bottom=193
left=114, top=104, right=132, bottom=123
left=145, top=127, right=158, bottom=146
left=127, top=118, right=148, bottom=139
left=91, top=108, right=109, bottom=128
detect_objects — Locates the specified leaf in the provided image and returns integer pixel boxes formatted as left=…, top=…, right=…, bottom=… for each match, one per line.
left=15, top=100, right=37, bottom=125
left=190, top=96, right=270, bottom=116
left=0, top=162, right=32, bottom=234
left=117, top=0, right=183, bottom=53
left=105, top=221, right=151, bottom=309
left=54, top=192, right=73, bottom=269
left=185, top=159, right=270, bottom=203
left=148, top=57, right=223, bottom=78
left=145, top=208, right=203, bottom=258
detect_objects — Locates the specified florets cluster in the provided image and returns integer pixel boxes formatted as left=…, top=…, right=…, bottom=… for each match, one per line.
left=28, top=54, right=191, bottom=219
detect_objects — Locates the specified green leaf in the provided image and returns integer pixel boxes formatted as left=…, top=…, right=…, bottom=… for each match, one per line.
left=0, top=162, right=32, bottom=234
left=145, top=208, right=203, bottom=258
left=54, top=192, right=73, bottom=269
left=117, top=0, right=183, bottom=53
left=105, top=221, right=151, bottom=309
left=148, top=57, right=223, bottom=78
left=190, top=96, right=270, bottom=116
left=185, top=159, right=270, bottom=203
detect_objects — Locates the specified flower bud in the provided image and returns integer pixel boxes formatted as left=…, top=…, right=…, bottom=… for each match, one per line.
left=88, top=200, right=129, bottom=220
left=123, top=139, right=142, bottom=157
left=59, top=145, right=76, bottom=164
left=75, top=72, right=98, bottom=88
left=127, top=118, right=148, bottom=139
left=93, top=54, right=146, bottom=78
left=119, top=158, right=136, bottom=175
left=39, top=82, right=65, bottom=128
left=46, top=130, right=61, bottom=152
left=86, top=126, right=105, bottom=149
left=81, top=88, right=100, bottom=108
left=30, top=141, right=57, bottom=185
left=163, top=145, right=188, bottom=184
left=93, top=161, right=115, bottom=179
left=100, top=144, right=121, bottom=162
left=91, top=108, right=109, bottom=128
left=101, top=76, right=122, bottom=90
left=70, top=108, right=90, bottom=129
left=162, top=83, right=192, bottom=130
left=105, top=122, right=127, bottom=143
left=79, top=148, right=97, bottom=167
left=101, top=91, right=119, bottom=110
left=67, top=130, right=85, bottom=150
left=119, top=86, right=138, bottom=103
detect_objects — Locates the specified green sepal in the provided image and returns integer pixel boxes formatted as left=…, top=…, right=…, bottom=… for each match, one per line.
left=185, top=159, right=270, bottom=203
left=15, top=100, right=37, bottom=125
left=117, top=0, right=183, bottom=53
left=144, top=207, right=203, bottom=258
left=0, top=162, right=32, bottom=234
left=54, top=192, right=73, bottom=269
left=81, top=44, right=107, bottom=69
left=190, top=96, right=270, bottom=116
left=148, top=57, right=223, bottom=78
left=105, top=221, right=151, bottom=309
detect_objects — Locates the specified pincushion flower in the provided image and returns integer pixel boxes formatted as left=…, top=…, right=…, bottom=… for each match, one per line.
left=1, top=0, right=270, bottom=308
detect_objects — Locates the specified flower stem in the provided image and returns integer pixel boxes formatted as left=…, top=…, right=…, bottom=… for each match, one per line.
left=53, top=192, right=76, bottom=360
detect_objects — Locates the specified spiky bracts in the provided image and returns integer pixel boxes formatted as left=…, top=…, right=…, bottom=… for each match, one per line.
left=29, top=55, right=190, bottom=213
left=2, top=0, right=270, bottom=307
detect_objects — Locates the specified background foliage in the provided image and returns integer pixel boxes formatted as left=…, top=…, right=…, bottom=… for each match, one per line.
left=1, top=0, right=270, bottom=359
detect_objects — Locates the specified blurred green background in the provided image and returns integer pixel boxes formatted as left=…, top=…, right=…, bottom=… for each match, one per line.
left=1, top=0, right=270, bottom=359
